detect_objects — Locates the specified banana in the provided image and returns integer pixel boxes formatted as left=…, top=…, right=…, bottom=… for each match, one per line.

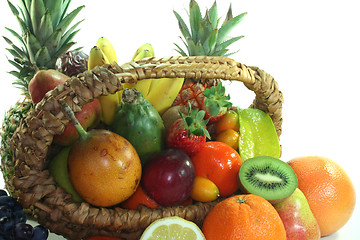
left=88, top=44, right=119, bottom=126
left=118, top=44, right=156, bottom=102
left=88, top=46, right=110, bottom=70
left=146, top=77, right=185, bottom=115
left=129, top=43, right=185, bottom=114
left=131, top=43, right=155, bottom=99
left=132, top=43, right=155, bottom=61
left=96, top=37, right=117, bottom=63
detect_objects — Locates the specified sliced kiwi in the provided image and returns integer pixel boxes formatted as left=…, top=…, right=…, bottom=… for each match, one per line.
left=238, top=156, right=298, bottom=202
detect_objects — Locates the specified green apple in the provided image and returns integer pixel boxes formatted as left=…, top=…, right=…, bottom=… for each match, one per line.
left=48, top=146, right=83, bottom=202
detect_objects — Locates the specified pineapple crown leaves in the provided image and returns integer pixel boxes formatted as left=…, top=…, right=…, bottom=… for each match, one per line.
left=3, top=0, right=84, bottom=95
left=174, top=0, right=247, bottom=56
left=179, top=103, right=211, bottom=140
left=204, top=81, right=232, bottom=117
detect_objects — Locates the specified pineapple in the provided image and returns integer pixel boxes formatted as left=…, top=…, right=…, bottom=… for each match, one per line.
left=173, top=0, right=247, bottom=112
left=0, top=0, right=84, bottom=194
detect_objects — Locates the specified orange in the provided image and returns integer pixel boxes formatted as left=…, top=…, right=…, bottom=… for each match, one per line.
left=190, top=141, right=242, bottom=197
left=288, top=156, right=356, bottom=236
left=121, top=185, right=159, bottom=210
left=202, top=194, right=286, bottom=240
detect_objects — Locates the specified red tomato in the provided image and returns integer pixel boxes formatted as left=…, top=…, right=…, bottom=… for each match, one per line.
left=191, top=141, right=242, bottom=197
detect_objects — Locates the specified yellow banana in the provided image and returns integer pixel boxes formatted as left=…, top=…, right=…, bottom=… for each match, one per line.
left=96, top=37, right=117, bottom=64
left=132, top=43, right=155, bottom=99
left=88, top=44, right=119, bottom=126
left=146, top=77, right=185, bottom=115
left=128, top=43, right=185, bottom=114
left=118, top=44, right=156, bottom=102
left=132, top=43, right=155, bottom=61
left=88, top=46, right=110, bottom=70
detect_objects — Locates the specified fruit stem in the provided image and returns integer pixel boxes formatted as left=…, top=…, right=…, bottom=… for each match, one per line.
left=122, top=88, right=139, bottom=104
left=61, top=102, right=88, bottom=139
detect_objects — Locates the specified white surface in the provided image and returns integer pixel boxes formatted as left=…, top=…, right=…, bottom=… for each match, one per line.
left=0, top=0, right=359, bottom=239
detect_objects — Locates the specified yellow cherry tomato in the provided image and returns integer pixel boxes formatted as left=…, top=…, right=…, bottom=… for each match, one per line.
left=191, top=176, right=220, bottom=202
left=215, top=129, right=240, bottom=150
left=215, top=110, right=240, bottom=134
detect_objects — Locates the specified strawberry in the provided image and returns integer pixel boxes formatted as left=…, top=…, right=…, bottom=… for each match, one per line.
left=166, top=105, right=210, bottom=156
left=202, top=82, right=232, bottom=123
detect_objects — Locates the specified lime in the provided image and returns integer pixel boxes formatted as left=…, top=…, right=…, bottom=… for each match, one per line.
left=140, top=216, right=205, bottom=240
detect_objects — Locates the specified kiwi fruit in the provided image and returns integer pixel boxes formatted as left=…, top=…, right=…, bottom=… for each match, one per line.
left=238, top=156, right=298, bottom=202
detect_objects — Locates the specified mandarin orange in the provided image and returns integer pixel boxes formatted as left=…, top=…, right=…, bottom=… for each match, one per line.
left=288, top=156, right=356, bottom=236
left=202, top=194, right=286, bottom=240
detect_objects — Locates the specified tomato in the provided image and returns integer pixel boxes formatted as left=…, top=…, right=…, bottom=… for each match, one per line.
left=191, top=141, right=242, bottom=197
left=191, top=176, right=220, bottom=202
left=215, top=129, right=239, bottom=150
left=215, top=110, right=239, bottom=134
left=121, top=185, right=159, bottom=210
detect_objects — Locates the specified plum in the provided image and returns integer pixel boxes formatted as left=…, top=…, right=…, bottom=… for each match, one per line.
left=142, top=148, right=195, bottom=206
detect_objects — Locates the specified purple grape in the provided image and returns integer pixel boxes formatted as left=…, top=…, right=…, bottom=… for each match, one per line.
left=13, top=210, right=27, bottom=224
left=0, top=190, right=7, bottom=197
left=142, top=148, right=195, bottom=206
left=30, top=225, right=49, bottom=240
left=0, top=216, right=14, bottom=236
left=0, top=196, right=22, bottom=211
left=12, top=223, right=34, bottom=240
left=0, top=206, right=11, bottom=219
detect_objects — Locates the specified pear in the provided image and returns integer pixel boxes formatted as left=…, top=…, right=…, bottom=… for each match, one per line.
left=273, top=188, right=321, bottom=240
left=53, top=99, right=102, bottom=146
left=28, top=69, right=68, bottom=104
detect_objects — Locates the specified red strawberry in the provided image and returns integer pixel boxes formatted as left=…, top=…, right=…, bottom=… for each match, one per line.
left=202, top=82, right=232, bottom=123
left=166, top=105, right=210, bottom=156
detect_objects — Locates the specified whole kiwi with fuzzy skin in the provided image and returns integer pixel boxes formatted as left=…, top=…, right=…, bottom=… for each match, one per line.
left=238, top=156, right=298, bottom=204
left=161, top=105, right=188, bottom=131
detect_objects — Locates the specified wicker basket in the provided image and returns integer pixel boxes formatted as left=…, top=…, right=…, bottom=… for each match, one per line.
left=9, top=56, right=283, bottom=239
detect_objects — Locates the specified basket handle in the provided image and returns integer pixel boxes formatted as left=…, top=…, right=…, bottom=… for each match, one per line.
left=114, top=56, right=283, bottom=136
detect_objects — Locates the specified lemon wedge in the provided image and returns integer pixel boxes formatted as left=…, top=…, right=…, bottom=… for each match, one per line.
left=140, top=216, right=206, bottom=240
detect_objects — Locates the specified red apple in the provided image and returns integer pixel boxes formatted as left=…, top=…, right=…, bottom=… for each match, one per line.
left=28, top=69, right=69, bottom=104
left=54, top=99, right=102, bottom=146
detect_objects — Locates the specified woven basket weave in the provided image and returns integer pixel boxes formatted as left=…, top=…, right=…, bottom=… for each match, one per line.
left=9, top=56, right=283, bottom=239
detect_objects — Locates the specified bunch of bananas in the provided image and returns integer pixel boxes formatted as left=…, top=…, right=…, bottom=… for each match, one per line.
left=88, top=37, right=119, bottom=125
left=88, top=38, right=184, bottom=125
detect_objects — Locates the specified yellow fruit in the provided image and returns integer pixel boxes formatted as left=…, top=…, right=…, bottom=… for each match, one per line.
left=191, top=176, right=220, bottom=202
left=215, top=129, right=240, bottom=150
left=140, top=216, right=205, bottom=240
left=68, top=130, right=142, bottom=207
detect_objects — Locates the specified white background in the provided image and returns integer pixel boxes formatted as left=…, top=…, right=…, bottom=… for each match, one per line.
left=0, top=0, right=359, bottom=239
